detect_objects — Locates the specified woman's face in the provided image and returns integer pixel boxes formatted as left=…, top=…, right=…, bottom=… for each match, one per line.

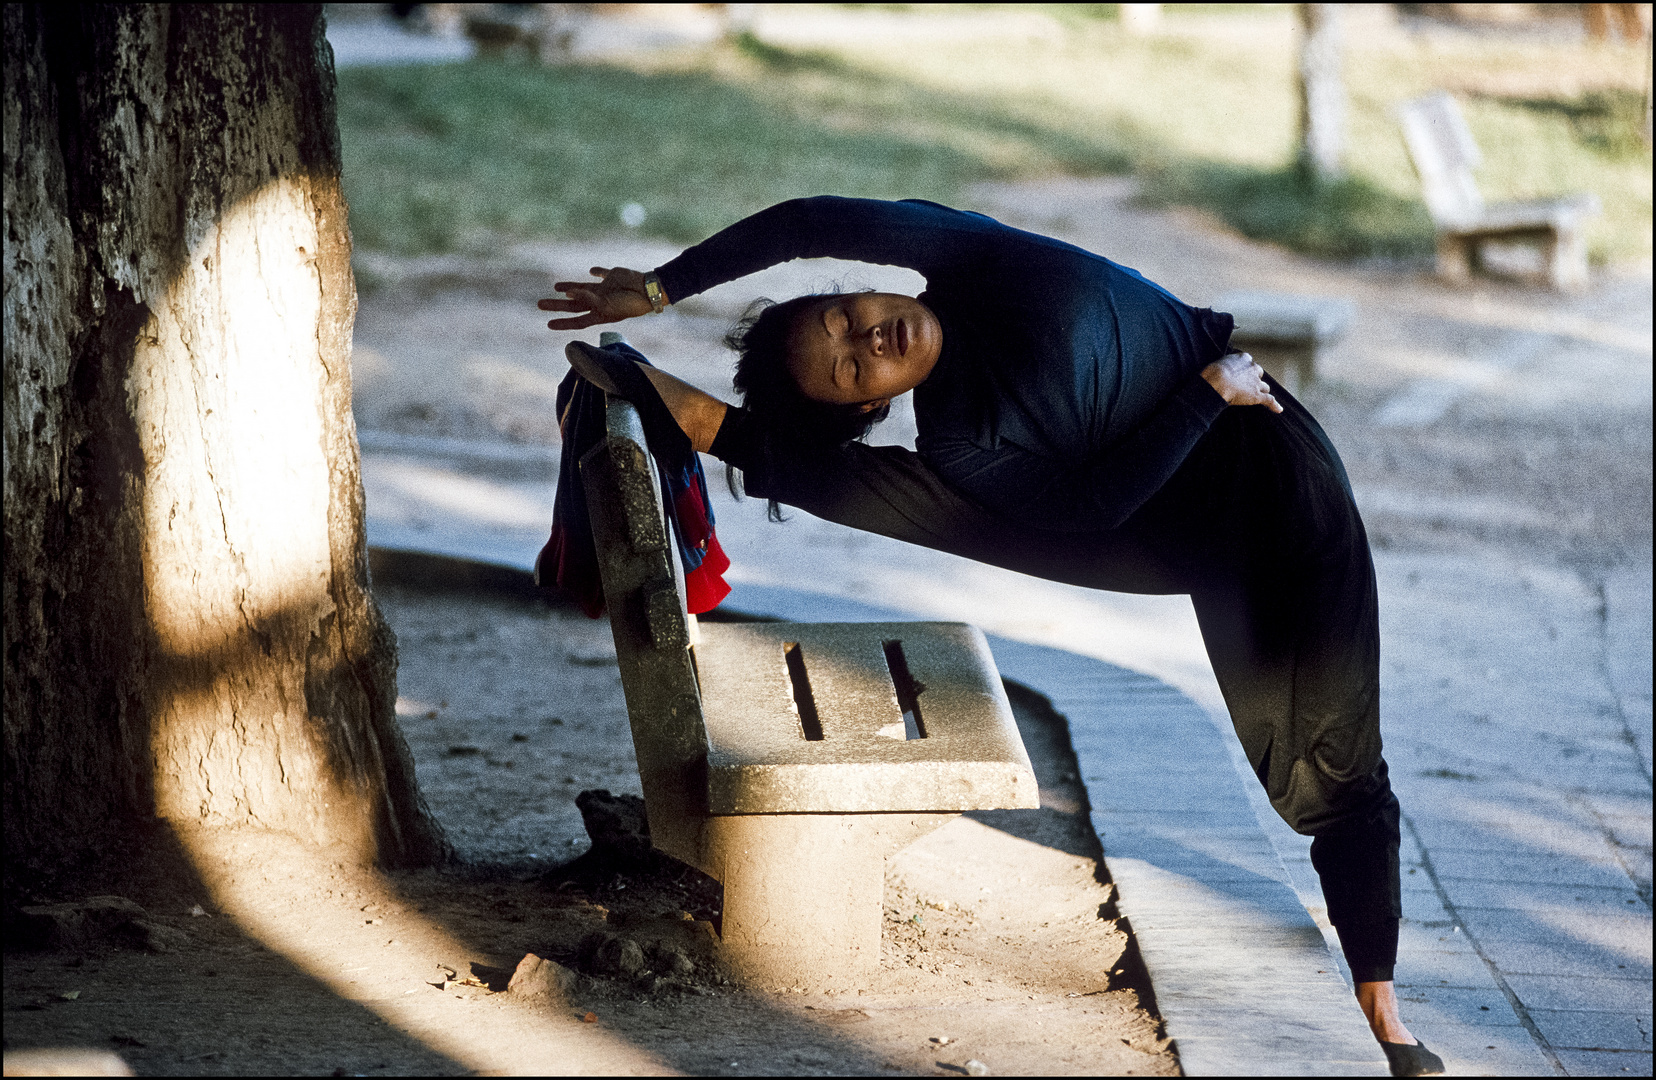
left=786, top=293, right=942, bottom=410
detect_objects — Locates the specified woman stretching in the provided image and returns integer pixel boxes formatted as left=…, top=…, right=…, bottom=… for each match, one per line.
left=541, top=196, right=1442, bottom=1078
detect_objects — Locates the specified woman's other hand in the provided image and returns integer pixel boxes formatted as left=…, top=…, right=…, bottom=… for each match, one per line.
left=1201, top=351, right=1283, bottom=413
left=538, top=267, right=655, bottom=329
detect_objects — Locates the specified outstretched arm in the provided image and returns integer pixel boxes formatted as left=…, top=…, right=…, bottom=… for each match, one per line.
left=539, top=197, right=1005, bottom=330
left=653, top=196, right=1001, bottom=302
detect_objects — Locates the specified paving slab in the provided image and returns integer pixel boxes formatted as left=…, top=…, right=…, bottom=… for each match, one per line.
left=1461, top=909, right=1654, bottom=953
left=1431, top=849, right=1640, bottom=890
left=1397, top=924, right=1483, bottom=958
left=1475, top=939, right=1650, bottom=981
left=1401, top=888, right=1457, bottom=921
left=1527, top=1009, right=1653, bottom=1053
left=1449, top=883, right=1649, bottom=916
left=1501, top=975, right=1653, bottom=1015
left=1404, top=1025, right=1558, bottom=1077
left=1605, top=566, right=1654, bottom=781
left=1553, top=1048, right=1654, bottom=1076
left=1394, top=949, right=1514, bottom=989
left=1397, top=984, right=1534, bottom=1027
left=1407, top=820, right=1623, bottom=862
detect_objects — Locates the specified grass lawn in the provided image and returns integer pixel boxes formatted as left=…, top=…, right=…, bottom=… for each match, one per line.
left=335, top=5, right=1651, bottom=264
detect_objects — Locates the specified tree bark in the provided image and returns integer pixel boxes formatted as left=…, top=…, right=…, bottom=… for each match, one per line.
left=1297, top=3, right=1346, bottom=184
left=3, top=4, right=447, bottom=878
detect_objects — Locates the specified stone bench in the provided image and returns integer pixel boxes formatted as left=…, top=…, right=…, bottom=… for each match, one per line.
left=1399, top=90, right=1600, bottom=292
left=1214, top=291, right=1355, bottom=395
left=576, top=333, right=1038, bottom=990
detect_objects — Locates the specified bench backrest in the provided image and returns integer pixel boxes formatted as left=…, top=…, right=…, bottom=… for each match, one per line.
left=1398, top=91, right=1485, bottom=227
left=579, top=375, right=708, bottom=858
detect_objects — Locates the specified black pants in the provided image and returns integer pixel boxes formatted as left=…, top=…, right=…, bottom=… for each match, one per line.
left=1118, top=385, right=1402, bottom=983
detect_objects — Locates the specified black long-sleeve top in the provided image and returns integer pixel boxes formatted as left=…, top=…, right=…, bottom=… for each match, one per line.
left=655, top=197, right=1234, bottom=536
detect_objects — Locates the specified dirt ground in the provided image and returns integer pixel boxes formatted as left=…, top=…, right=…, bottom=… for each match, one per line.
left=2, top=584, right=1172, bottom=1075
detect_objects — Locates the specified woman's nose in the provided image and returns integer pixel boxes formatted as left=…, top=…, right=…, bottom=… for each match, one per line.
left=869, top=325, right=886, bottom=355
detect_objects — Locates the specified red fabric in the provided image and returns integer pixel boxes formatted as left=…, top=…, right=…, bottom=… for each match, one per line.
left=674, top=482, right=731, bottom=614
left=544, top=518, right=604, bottom=619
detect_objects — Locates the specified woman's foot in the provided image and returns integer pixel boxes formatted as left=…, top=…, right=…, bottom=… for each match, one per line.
left=1379, top=1039, right=1446, bottom=1077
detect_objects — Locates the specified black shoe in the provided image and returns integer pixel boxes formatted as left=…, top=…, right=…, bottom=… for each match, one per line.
left=1380, top=1039, right=1445, bottom=1077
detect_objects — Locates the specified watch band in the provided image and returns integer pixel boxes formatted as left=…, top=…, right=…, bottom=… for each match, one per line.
left=642, top=272, right=667, bottom=314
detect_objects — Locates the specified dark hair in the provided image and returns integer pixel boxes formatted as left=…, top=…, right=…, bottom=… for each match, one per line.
left=724, top=293, right=891, bottom=521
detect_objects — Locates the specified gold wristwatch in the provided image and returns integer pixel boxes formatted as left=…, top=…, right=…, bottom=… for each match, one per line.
left=642, top=272, right=668, bottom=314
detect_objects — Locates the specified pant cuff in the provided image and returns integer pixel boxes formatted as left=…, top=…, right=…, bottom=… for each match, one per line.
left=1350, top=962, right=1395, bottom=984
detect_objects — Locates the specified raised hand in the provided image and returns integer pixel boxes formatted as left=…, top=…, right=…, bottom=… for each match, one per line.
left=1201, top=351, right=1282, bottom=413
left=538, top=266, right=655, bottom=330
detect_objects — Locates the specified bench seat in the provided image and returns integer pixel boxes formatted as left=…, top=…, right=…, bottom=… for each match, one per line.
left=1440, top=192, right=1600, bottom=236
left=697, top=619, right=1036, bottom=814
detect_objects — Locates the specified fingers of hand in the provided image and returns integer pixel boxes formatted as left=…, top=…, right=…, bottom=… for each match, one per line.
left=547, top=314, right=600, bottom=330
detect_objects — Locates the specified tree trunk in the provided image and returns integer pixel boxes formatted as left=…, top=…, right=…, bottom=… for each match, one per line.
left=1297, top=3, right=1346, bottom=183
left=3, top=3, right=447, bottom=878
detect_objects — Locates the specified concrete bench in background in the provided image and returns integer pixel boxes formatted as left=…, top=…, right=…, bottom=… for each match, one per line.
left=572, top=332, right=1038, bottom=991
left=1214, top=291, right=1355, bottom=395
left=1399, top=90, right=1600, bottom=292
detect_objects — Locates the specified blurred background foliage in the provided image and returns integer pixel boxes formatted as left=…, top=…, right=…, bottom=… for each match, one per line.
left=336, top=4, right=1652, bottom=263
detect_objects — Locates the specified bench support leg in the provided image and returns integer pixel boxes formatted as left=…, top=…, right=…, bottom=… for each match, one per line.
left=1545, top=225, right=1589, bottom=293
left=704, top=812, right=956, bottom=991
left=1436, top=233, right=1473, bottom=284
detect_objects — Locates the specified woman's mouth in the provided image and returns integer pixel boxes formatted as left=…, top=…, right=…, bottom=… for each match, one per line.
left=894, top=318, right=910, bottom=357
